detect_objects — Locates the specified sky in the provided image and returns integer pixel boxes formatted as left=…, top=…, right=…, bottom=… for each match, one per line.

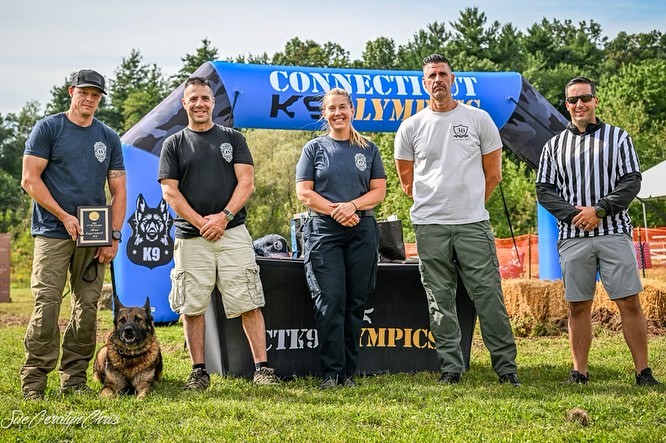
left=1, top=0, right=664, bottom=115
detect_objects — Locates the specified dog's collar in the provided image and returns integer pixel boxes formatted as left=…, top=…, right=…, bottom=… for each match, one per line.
left=112, top=345, right=147, bottom=358
left=109, top=336, right=149, bottom=358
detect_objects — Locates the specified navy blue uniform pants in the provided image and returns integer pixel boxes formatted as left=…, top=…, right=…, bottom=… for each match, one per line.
left=303, top=216, right=379, bottom=379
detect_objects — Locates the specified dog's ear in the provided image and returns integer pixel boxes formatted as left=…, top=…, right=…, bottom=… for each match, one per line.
left=113, top=293, right=124, bottom=322
left=144, top=296, right=155, bottom=324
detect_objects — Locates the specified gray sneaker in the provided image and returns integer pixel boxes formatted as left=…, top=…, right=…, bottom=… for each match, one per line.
left=60, top=384, right=94, bottom=396
left=319, top=376, right=338, bottom=389
left=438, top=372, right=461, bottom=384
left=183, top=368, right=210, bottom=391
left=253, top=367, right=280, bottom=385
left=340, top=377, right=356, bottom=387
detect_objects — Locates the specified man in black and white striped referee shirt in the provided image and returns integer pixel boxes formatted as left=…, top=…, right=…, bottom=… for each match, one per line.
left=536, top=76, right=660, bottom=387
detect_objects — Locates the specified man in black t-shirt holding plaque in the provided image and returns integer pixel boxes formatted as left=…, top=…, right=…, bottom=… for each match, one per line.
left=158, top=77, right=278, bottom=389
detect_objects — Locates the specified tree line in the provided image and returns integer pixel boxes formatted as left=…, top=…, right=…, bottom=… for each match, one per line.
left=1, top=7, right=665, bottom=247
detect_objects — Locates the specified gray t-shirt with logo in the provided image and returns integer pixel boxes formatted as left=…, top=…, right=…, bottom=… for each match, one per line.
left=24, top=113, right=124, bottom=238
left=295, top=135, right=386, bottom=203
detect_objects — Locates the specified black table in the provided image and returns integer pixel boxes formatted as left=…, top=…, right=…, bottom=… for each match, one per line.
left=204, top=257, right=476, bottom=378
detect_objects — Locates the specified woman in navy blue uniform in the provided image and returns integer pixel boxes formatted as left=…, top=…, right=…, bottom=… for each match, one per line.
left=296, top=88, right=386, bottom=389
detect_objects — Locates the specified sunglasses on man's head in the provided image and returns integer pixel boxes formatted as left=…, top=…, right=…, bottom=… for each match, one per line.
left=566, top=94, right=595, bottom=104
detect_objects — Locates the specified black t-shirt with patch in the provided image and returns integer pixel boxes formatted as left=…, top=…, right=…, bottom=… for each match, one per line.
left=158, top=125, right=253, bottom=238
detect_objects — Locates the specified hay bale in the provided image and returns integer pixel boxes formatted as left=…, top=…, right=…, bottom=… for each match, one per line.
left=640, top=279, right=666, bottom=325
left=502, top=279, right=566, bottom=321
left=502, top=278, right=666, bottom=327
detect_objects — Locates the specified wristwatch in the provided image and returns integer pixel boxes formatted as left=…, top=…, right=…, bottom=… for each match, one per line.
left=594, top=206, right=607, bottom=218
left=112, top=230, right=122, bottom=242
left=222, top=209, right=235, bottom=221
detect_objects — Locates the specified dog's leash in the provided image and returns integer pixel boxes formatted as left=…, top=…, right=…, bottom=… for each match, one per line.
left=110, top=260, right=119, bottom=316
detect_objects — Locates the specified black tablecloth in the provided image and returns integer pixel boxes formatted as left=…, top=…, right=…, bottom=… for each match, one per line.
left=204, top=257, right=476, bottom=378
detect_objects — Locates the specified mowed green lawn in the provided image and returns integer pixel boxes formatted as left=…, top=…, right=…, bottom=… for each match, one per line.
left=0, top=288, right=664, bottom=443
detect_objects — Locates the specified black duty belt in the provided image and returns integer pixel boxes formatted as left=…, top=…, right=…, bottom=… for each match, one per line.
left=308, top=209, right=374, bottom=217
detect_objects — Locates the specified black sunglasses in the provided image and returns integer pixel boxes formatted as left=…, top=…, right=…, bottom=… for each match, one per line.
left=566, top=94, right=595, bottom=104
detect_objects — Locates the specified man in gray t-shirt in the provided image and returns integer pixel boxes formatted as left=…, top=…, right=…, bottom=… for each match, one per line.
left=395, top=54, right=518, bottom=386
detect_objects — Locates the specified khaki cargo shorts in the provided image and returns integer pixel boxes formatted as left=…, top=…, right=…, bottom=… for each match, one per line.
left=169, top=225, right=265, bottom=318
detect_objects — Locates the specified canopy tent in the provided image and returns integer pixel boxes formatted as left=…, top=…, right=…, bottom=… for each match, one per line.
left=638, top=159, right=666, bottom=200
left=637, top=160, right=666, bottom=259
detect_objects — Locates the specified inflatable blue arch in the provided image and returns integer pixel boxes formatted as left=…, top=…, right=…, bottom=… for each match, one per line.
left=116, top=61, right=567, bottom=322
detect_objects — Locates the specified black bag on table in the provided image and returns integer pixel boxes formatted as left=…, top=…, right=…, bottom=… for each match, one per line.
left=377, top=219, right=406, bottom=261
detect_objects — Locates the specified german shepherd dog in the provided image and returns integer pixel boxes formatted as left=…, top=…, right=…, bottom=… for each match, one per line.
left=93, top=294, right=162, bottom=399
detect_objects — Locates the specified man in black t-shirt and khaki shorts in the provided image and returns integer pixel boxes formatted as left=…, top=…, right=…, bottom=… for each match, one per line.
left=158, top=76, right=279, bottom=389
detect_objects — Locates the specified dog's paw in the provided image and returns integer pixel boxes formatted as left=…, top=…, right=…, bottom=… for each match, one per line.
left=136, top=390, right=149, bottom=400
left=99, top=388, right=116, bottom=399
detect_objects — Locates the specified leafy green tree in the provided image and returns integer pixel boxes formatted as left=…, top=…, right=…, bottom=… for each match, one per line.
left=243, top=129, right=313, bottom=240
left=170, top=38, right=219, bottom=88
left=233, top=52, right=271, bottom=64
left=0, top=114, right=12, bottom=171
left=524, top=18, right=605, bottom=73
left=360, top=37, right=397, bottom=70
left=448, top=7, right=491, bottom=60
left=0, top=170, right=23, bottom=232
left=486, top=23, right=526, bottom=71
left=272, top=37, right=350, bottom=67
left=396, top=22, right=451, bottom=70
left=486, top=152, right=537, bottom=238
left=0, top=102, right=42, bottom=232
left=602, top=31, right=665, bottom=71
left=371, top=132, right=415, bottom=240
left=521, top=56, right=580, bottom=114
left=0, top=169, right=21, bottom=209
left=45, top=78, right=72, bottom=115
left=519, top=18, right=607, bottom=116
left=597, top=59, right=666, bottom=169
left=390, top=8, right=526, bottom=72
left=108, top=49, right=169, bottom=133
left=0, top=101, right=42, bottom=180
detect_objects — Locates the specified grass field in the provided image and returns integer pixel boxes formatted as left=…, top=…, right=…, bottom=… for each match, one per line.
left=0, top=288, right=664, bottom=442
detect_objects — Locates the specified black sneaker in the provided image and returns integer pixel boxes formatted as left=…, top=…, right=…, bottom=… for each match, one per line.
left=319, top=376, right=338, bottom=389
left=23, top=390, right=44, bottom=401
left=499, top=373, right=521, bottom=387
left=636, top=367, right=661, bottom=386
left=438, top=372, right=461, bottom=384
left=183, top=368, right=210, bottom=391
left=568, top=370, right=589, bottom=384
